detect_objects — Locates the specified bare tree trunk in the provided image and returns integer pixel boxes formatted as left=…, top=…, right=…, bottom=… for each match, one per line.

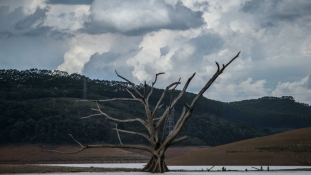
left=142, top=153, right=168, bottom=173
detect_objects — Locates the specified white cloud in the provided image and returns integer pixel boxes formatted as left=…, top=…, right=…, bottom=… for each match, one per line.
left=1, top=0, right=311, bottom=105
left=204, top=77, right=268, bottom=102
left=57, top=33, right=116, bottom=74
left=272, top=74, right=311, bottom=104
left=83, top=0, right=204, bottom=35
left=82, top=34, right=143, bottom=80
left=43, top=4, right=90, bottom=32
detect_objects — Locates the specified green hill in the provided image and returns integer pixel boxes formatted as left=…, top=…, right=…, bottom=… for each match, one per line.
left=222, top=96, right=311, bottom=128
left=1, top=69, right=311, bottom=146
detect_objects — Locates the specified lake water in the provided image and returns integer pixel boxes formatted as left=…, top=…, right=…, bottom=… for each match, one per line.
left=8, top=163, right=311, bottom=175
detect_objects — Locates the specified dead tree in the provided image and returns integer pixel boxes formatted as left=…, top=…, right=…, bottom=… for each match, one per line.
left=48, top=52, right=240, bottom=173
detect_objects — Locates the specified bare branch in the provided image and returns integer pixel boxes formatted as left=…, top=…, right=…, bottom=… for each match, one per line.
left=207, top=166, right=215, bottom=171
left=99, top=109, right=148, bottom=127
left=172, top=107, right=186, bottom=132
left=115, top=70, right=135, bottom=86
left=42, top=147, right=87, bottom=154
left=224, top=51, right=240, bottom=67
left=170, top=136, right=188, bottom=145
left=117, top=83, right=137, bottom=98
left=152, top=72, right=165, bottom=86
left=215, top=61, right=220, bottom=72
left=155, top=73, right=196, bottom=129
left=43, top=134, right=87, bottom=154
left=190, top=51, right=241, bottom=108
left=115, top=70, right=144, bottom=99
left=84, top=102, right=148, bottom=129
left=152, top=81, right=181, bottom=116
left=161, top=52, right=241, bottom=148
left=125, top=88, right=136, bottom=98
left=68, top=134, right=84, bottom=148
left=153, top=117, right=160, bottom=121
left=112, top=128, right=149, bottom=140
left=87, top=144, right=153, bottom=153
left=44, top=144, right=153, bottom=154
left=144, top=80, right=147, bottom=98
left=115, top=123, right=123, bottom=145
left=169, top=78, right=181, bottom=106
left=161, top=111, right=169, bottom=142
left=185, top=103, right=191, bottom=110
left=81, top=113, right=103, bottom=119
left=92, top=98, right=143, bottom=103
left=146, top=72, right=165, bottom=101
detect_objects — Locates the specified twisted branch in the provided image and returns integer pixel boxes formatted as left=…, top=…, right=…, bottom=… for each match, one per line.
left=161, top=51, right=241, bottom=149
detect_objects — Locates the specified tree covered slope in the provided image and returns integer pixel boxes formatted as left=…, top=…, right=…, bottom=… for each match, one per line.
left=1, top=69, right=311, bottom=146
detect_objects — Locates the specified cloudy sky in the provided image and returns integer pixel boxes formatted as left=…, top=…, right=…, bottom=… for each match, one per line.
left=1, top=0, right=311, bottom=104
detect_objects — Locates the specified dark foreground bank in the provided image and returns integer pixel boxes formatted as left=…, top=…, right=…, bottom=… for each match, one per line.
left=0, top=164, right=140, bottom=174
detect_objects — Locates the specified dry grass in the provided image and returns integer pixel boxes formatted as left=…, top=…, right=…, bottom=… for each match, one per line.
left=167, top=127, right=311, bottom=165
left=1, top=127, right=311, bottom=170
left=0, top=144, right=207, bottom=164
left=0, top=144, right=148, bottom=164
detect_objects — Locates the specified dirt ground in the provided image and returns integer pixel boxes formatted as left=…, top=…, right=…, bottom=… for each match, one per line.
left=167, top=127, right=311, bottom=165
left=1, top=127, right=311, bottom=173
left=0, top=144, right=206, bottom=164
left=0, top=144, right=149, bottom=164
left=0, top=164, right=139, bottom=174
left=123, top=146, right=208, bottom=159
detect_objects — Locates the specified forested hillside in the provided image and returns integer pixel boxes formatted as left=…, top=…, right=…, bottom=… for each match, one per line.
left=223, top=97, right=311, bottom=129
left=1, top=69, right=311, bottom=146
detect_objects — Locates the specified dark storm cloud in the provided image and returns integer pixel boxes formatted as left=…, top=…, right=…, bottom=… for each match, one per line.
left=22, top=26, right=52, bottom=36
left=82, top=1, right=205, bottom=35
left=22, top=26, right=74, bottom=40
left=0, top=31, right=12, bottom=39
left=168, top=2, right=204, bottom=29
left=193, top=1, right=209, bottom=11
left=189, top=32, right=223, bottom=56
left=170, top=32, right=224, bottom=74
left=242, top=0, right=311, bottom=27
left=46, top=0, right=94, bottom=5
left=0, top=6, right=24, bottom=31
left=160, top=46, right=170, bottom=56
left=0, top=5, right=73, bottom=39
left=83, top=52, right=119, bottom=73
left=14, top=6, right=50, bottom=30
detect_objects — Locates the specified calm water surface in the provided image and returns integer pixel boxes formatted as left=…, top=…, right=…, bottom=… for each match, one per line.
left=9, top=164, right=311, bottom=175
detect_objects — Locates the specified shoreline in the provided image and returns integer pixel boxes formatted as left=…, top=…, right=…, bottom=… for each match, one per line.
left=1, top=164, right=311, bottom=174
left=0, top=164, right=140, bottom=174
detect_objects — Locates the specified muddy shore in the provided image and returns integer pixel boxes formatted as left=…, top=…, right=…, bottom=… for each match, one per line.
left=0, top=164, right=140, bottom=174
